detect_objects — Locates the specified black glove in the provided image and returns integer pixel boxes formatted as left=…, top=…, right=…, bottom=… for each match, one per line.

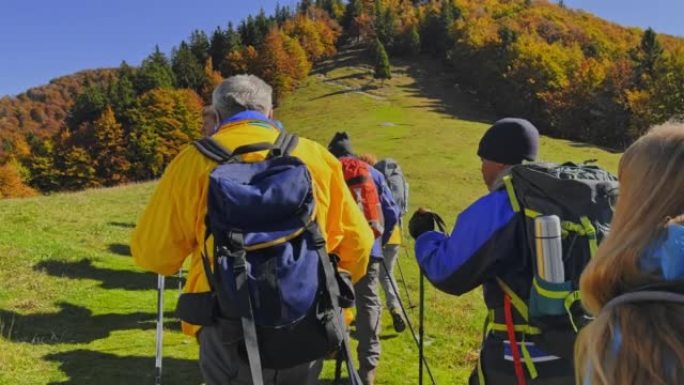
left=409, top=208, right=436, bottom=239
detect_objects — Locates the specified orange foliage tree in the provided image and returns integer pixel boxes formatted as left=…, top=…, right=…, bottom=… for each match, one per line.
left=0, top=161, right=36, bottom=199
left=283, top=9, right=341, bottom=61
left=257, top=28, right=312, bottom=99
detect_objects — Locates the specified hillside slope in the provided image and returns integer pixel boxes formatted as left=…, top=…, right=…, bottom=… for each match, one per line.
left=4, top=0, right=682, bottom=199
left=0, top=69, right=113, bottom=159
left=0, top=54, right=620, bottom=385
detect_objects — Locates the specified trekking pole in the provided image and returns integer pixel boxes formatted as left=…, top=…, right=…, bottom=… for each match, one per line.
left=155, top=274, right=165, bottom=385
left=419, top=212, right=449, bottom=385
left=177, top=268, right=183, bottom=297
left=334, top=350, right=343, bottom=385
left=419, top=271, right=425, bottom=385
left=392, top=218, right=416, bottom=309
left=381, top=259, right=437, bottom=385
left=397, top=219, right=416, bottom=309
left=397, top=246, right=416, bottom=309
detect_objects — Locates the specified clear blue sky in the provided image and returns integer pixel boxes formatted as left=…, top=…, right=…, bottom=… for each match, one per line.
left=564, top=0, right=684, bottom=36
left=0, top=0, right=682, bottom=97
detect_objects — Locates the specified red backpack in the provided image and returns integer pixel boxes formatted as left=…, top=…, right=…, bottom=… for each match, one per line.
left=340, top=157, right=384, bottom=238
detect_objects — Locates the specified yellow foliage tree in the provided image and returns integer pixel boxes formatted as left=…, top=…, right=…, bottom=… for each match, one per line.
left=223, top=46, right=259, bottom=76
left=201, top=58, right=224, bottom=102
left=283, top=9, right=341, bottom=61
left=0, top=161, right=36, bottom=199
left=257, top=28, right=312, bottom=99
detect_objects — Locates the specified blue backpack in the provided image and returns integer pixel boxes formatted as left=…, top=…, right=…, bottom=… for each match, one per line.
left=184, top=130, right=360, bottom=385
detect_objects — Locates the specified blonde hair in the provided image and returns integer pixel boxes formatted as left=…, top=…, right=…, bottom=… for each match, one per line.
left=576, top=122, right=684, bottom=385
left=358, top=153, right=378, bottom=166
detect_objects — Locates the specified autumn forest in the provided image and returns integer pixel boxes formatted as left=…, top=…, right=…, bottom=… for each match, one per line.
left=1, top=0, right=683, bottom=198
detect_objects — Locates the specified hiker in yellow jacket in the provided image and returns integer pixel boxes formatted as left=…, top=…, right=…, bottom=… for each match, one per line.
left=132, top=74, right=374, bottom=385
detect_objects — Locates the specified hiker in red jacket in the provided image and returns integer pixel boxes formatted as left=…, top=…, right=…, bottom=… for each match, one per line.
left=328, top=132, right=400, bottom=385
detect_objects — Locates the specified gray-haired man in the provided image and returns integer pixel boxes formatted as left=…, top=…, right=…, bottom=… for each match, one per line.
left=132, top=74, right=374, bottom=385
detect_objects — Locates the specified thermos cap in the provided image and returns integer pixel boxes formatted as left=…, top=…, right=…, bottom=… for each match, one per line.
left=535, top=215, right=562, bottom=238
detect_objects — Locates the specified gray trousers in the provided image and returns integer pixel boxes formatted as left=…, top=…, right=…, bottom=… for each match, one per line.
left=354, top=259, right=382, bottom=375
left=378, top=245, right=401, bottom=311
left=198, top=322, right=323, bottom=385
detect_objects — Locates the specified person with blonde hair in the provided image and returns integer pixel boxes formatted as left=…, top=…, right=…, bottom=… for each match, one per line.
left=576, top=122, right=684, bottom=385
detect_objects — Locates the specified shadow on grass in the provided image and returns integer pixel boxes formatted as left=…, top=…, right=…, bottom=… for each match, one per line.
left=45, top=349, right=203, bottom=385
left=319, top=379, right=349, bottom=385
left=315, top=46, right=496, bottom=125
left=348, top=327, right=399, bottom=343
left=326, top=71, right=369, bottom=82
left=108, top=222, right=135, bottom=228
left=108, top=243, right=131, bottom=257
left=0, top=302, right=178, bottom=344
left=311, top=46, right=367, bottom=76
left=569, top=141, right=623, bottom=154
left=310, top=83, right=379, bottom=101
left=34, top=259, right=183, bottom=291
left=400, top=64, right=495, bottom=124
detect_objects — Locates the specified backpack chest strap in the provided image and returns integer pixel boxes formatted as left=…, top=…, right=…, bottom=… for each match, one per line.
left=193, top=130, right=299, bottom=165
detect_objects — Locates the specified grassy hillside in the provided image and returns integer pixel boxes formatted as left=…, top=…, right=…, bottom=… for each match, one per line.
left=0, top=52, right=620, bottom=385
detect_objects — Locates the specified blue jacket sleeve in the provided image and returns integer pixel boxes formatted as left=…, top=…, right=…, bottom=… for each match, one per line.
left=414, top=189, right=519, bottom=295
left=372, top=168, right=400, bottom=246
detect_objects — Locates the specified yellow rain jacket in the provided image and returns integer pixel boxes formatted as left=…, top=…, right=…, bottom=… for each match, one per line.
left=131, top=119, right=374, bottom=336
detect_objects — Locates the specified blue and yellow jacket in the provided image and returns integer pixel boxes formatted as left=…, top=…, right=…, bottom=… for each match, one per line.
left=131, top=111, right=374, bottom=336
left=415, top=186, right=574, bottom=381
left=415, top=188, right=526, bottom=299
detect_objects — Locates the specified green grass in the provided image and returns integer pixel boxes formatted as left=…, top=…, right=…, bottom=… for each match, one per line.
left=0, top=51, right=620, bottom=385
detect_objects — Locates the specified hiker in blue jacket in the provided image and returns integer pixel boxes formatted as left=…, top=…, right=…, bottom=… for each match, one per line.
left=329, top=132, right=400, bottom=385
left=409, top=119, right=575, bottom=385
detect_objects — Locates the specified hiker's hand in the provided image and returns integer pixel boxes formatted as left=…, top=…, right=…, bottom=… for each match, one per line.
left=409, top=208, right=435, bottom=239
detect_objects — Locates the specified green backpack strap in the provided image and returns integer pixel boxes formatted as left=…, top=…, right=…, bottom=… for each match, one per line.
left=493, top=278, right=540, bottom=380
left=564, top=291, right=582, bottom=332
left=496, top=278, right=529, bottom=321
left=503, top=175, right=521, bottom=213
left=579, top=216, right=598, bottom=256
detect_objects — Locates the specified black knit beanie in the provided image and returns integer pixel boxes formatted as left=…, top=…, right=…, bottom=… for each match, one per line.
left=328, top=131, right=354, bottom=158
left=477, top=118, right=539, bottom=164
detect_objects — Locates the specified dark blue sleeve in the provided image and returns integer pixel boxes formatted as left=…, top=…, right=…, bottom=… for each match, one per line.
left=414, top=189, right=518, bottom=295
left=372, top=168, right=400, bottom=245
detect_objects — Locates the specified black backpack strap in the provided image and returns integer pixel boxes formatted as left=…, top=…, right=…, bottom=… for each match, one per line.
left=281, top=133, right=299, bottom=156
left=195, top=132, right=299, bottom=163
left=268, top=130, right=299, bottom=158
left=231, top=142, right=275, bottom=157
left=198, top=227, right=264, bottom=384
left=193, top=138, right=233, bottom=163
left=603, top=290, right=684, bottom=312
left=334, top=349, right=344, bottom=384
left=272, top=129, right=289, bottom=150
left=308, top=223, right=362, bottom=385
left=221, top=232, right=265, bottom=385
left=195, top=137, right=274, bottom=162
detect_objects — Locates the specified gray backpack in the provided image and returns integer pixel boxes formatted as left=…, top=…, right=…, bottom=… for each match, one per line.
left=375, top=158, right=409, bottom=214
left=499, top=161, right=619, bottom=360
